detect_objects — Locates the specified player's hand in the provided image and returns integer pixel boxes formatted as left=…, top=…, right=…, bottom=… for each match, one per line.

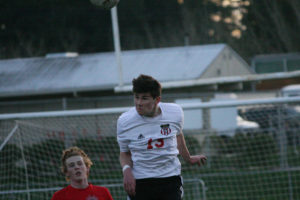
left=123, top=167, right=136, bottom=196
left=189, top=155, right=207, bottom=166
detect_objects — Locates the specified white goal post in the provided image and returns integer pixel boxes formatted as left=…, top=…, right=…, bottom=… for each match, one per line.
left=0, top=96, right=300, bottom=200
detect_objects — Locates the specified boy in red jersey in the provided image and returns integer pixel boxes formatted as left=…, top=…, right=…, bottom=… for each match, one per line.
left=51, top=146, right=113, bottom=200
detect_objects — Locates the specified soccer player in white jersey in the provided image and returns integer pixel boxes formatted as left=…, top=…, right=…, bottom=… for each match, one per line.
left=117, top=74, right=207, bottom=200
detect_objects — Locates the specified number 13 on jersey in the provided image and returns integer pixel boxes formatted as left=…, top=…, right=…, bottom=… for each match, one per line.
left=147, top=138, right=164, bottom=149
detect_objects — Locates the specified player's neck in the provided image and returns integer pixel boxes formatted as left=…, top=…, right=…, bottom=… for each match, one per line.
left=146, top=105, right=161, bottom=117
left=70, top=179, right=89, bottom=189
left=154, top=106, right=161, bottom=117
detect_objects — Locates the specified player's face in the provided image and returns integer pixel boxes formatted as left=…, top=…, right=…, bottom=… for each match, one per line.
left=134, top=92, right=160, bottom=117
left=65, top=155, right=89, bottom=183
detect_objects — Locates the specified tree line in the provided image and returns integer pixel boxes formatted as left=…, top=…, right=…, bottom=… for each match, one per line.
left=1, top=0, right=299, bottom=62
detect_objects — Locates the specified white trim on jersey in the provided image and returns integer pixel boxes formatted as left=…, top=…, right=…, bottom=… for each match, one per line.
left=117, top=102, right=184, bottom=179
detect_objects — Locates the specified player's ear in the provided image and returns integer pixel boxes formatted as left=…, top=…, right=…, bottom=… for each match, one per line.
left=86, top=167, right=90, bottom=177
left=155, top=96, right=161, bottom=104
left=65, top=170, right=71, bottom=181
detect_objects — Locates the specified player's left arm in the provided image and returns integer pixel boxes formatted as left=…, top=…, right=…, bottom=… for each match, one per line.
left=177, top=132, right=207, bottom=166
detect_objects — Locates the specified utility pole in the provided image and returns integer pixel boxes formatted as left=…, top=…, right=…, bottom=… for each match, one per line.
left=111, top=7, right=123, bottom=86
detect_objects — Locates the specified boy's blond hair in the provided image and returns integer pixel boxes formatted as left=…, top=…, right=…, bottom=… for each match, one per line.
left=61, top=146, right=93, bottom=181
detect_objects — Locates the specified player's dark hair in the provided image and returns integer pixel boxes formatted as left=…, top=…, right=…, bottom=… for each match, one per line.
left=132, top=74, right=161, bottom=98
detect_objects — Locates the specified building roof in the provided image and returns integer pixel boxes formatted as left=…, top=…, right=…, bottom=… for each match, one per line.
left=115, top=70, right=300, bottom=92
left=1, top=43, right=232, bottom=97
left=252, top=52, right=300, bottom=62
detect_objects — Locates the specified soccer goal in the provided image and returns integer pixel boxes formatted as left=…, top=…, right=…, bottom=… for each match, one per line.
left=0, top=97, right=300, bottom=200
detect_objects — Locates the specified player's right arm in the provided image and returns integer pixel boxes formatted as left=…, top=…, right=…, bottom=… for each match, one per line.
left=120, top=151, right=136, bottom=196
left=117, top=112, right=136, bottom=196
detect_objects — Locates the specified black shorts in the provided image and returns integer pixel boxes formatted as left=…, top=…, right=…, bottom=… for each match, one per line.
left=128, top=175, right=183, bottom=200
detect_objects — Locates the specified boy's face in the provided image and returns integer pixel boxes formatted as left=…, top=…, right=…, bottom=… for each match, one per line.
left=134, top=92, right=160, bottom=117
left=65, top=155, right=89, bottom=182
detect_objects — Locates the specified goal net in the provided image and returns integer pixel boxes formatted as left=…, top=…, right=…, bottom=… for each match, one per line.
left=0, top=97, right=300, bottom=200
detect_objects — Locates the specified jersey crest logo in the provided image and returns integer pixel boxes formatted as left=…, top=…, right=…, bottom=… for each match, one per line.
left=138, top=134, right=145, bottom=139
left=86, top=195, right=98, bottom=200
left=160, top=124, right=171, bottom=135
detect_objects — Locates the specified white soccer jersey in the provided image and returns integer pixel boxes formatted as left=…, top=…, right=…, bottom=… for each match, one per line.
left=117, top=102, right=184, bottom=179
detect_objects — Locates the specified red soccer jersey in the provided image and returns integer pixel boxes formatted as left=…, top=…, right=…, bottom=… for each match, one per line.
left=51, top=184, right=113, bottom=200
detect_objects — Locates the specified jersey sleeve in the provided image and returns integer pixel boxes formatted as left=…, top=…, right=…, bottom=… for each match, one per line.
left=117, top=116, right=130, bottom=152
left=50, top=191, right=61, bottom=200
left=104, top=187, right=114, bottom=200
left=176, top=104, right=184, bottom=135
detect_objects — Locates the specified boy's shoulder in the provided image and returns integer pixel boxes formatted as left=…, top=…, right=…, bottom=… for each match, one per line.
left=160, top=102, right=182, bottom=113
